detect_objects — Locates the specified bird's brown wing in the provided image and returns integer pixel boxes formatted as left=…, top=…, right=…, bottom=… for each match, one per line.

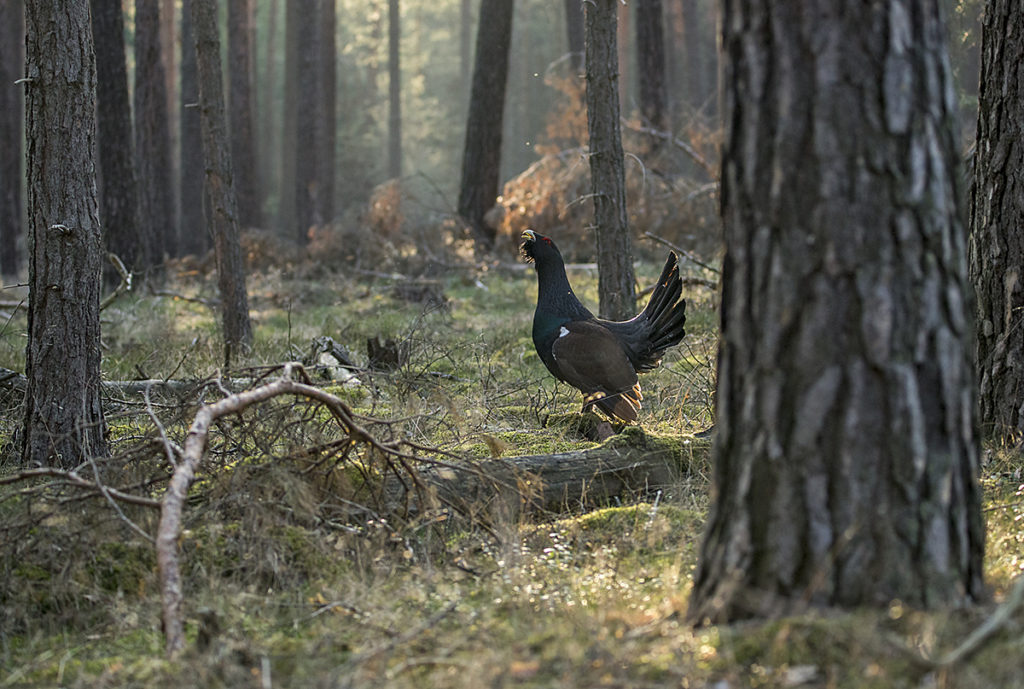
left=551, top=321, right=642, bottom=422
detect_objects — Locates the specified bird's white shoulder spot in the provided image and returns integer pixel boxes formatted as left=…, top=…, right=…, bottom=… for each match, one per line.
left=558, top=326, right=570, bottom=338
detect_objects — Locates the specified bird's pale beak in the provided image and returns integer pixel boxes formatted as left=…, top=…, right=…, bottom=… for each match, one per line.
left=521, top=229, right=536, bottom=241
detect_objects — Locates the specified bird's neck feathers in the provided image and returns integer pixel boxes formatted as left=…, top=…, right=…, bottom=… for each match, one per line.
left=534, top=255, right=592, bottom=321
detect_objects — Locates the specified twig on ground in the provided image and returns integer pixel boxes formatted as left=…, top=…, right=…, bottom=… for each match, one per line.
left=99, top=253, right=132, bottom=311
left=0, top=467, right=162, bottom=509
left=934, top=575, right=1024, bottom=667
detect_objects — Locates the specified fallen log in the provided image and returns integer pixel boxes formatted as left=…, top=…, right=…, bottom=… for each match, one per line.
left=385, top=427, right=709, bottom=521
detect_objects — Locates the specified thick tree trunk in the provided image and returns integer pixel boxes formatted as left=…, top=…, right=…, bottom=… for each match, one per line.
left=318, top=0, right=337, bottom=224
left=0, top=0, right=24, bottom=278
left=135, top=0, right=177, bottom=263
left=228, top=0, right=261, bottom=230
left=457, top=0, right=514, bottom=250
left=585, top=0, right=636, bottom=320
left=190, top=0, right=254, bottom=364
left=293, top=3, right=319, bottom=240
left=92, top=0, right=146, bottom=279
left=387, top=0, right=402, bottom=180
left=178, top=0, right=206, bottom=257
left=635, top=0, right=668, bottom=133
left=970, top=0, right=1024, bottom=442
left=22, top=0, right=107, bottom=467
left=689, top=0, right=984, bottom=623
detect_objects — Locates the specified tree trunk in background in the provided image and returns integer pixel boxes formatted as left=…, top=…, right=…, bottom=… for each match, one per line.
left=387, top=0, right=402, bottom=179
left=22, top=0, right=106, bottom=467
left=681, top=0, right=706, bottom=111
left=585, top=0, right=635, bottom=320
left=160, top=0, right=178, bottom=179
left=258, top=0, right=280, bottom=215
left=564, top=0, right=584, bottom=73
left=317, top=0, right=337, bottom=224
left=135, top=0, right=177, bottom=262
left=228, top=0, right=261, bottom=230
left=457, top=0, right=514, bottom=250
left=190, top=0, right=254, bottom=365
left=179, top=0, right=206, bottom=256
left=689, top=0, right=984, bottom=623
left=279, top=1, right=300, bottom=240
left=92, top=0, right=146, bottom=281
left=970, top=0, right=1024, bottom=442
left=636, top=0, right=668, bottom=133
left=0, top=0, right=24, bottom=278
left=293, top=2, right=319, bottom=240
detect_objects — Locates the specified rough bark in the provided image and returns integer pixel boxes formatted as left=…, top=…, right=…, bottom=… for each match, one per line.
left=460, top=0, right=473, bottom=93
left=0, top=0, right=24, bottom=277
left=178, top=0, right=206, bottom=257
left=135, top=0, right=177, bottom=262
left=635, top=0, right=668, bottom=132
left=22, top=0, right=107, bottom=467
left=457, top=0, right=514, bottom=250
left=293, top=2, right=319, bottom=240
left=585, top=0, right=636, bottom=320
left=387, top=0, right=402, bottom=180
left=317, top=0, right=337, bottom=224
left=92, top=0, right=146, bottom=279
left=228, top=0, right=261, bottom=230
left=689, top=0, right=984, bottom=623
left=970, top=0, right=1024, bottom=442
left=190, top=0, right=254, bottom=363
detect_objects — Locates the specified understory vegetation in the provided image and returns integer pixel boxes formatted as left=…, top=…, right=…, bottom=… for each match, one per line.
left=1, top=227, right=1022, bottom=688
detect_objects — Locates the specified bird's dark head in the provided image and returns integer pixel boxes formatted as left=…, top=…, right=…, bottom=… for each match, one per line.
left=520, top=229, right=561, bottom=264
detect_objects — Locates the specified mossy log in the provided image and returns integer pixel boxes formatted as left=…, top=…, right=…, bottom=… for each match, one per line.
left=386, top=427, right=708, bottom=521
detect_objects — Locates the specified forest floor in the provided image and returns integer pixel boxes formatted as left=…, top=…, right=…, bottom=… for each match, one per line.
left=1, top=242, right=1023, bottom=688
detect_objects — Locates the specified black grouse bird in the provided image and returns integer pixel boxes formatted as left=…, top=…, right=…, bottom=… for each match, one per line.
left=520, top=229, right=687, bottom=423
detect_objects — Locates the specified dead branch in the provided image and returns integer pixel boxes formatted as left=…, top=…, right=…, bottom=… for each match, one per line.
left=156, top=362, right=433, bottom=657
left=99, top=253, right=132, bottom=311
left=641, top=230, right=721, bottom=276
left=0, top=467, right=162, bottom=508
left=621, top=119, right=717, bottom=178
left=934, top=574, right=1024, bottom=667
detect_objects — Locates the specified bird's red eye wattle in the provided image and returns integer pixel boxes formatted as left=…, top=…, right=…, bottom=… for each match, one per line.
left=543, top=237, right=552, bottom=245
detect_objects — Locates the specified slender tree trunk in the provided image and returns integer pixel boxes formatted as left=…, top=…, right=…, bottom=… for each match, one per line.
left=564, top=0, right=584, bottom=73
left=689, top=0, right=983, bottom=623
left=681, top=0, right=706, bottom=110
left=387, top=0, right=402, bottom=179
left=0, top=0, right=24, bottom=278
left=585, top=0, right=635, bottom=320
left=970, top=0, right=1024, bottom=443
left=258, top=0, right=280, bottom=215
left=457, top=0, right=515, bottom=250
left=92, top=0, right=146, bottom=280
left=22, top=0, right=107, bottom=467
left=318, top=0, right=337, bottom=223
left=178, top=0, right=206, bottom=257
left=135, top=0, right=177, bottom=262
left=190, top=0, right=254, bottom=365
left=293, top=3, right=319, bottom=240
left=460, top=0, right=473, bottom=94
left=228, top=0, right=261, bottom=230
left=635, top=0, right=668, bottom=133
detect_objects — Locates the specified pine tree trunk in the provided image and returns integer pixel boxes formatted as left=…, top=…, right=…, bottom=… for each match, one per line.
left=585, top=0, right=636, bottom=321
left=135, top=0, right=177, bottom=263
left=457, top=0, right=514, bottom=250
left=190, top=0, right=254, bottom=364
left=970, top=0, right=1024, bottom=442
left=689, top=0, right=984, bottom=623
left=22, top=0, right=107, bottom=468
left=292, top=3, right=319, bottom=240
left=0, top=0, right=24, bottom=277
left=178, top=0, right=206, bottom=257
left=92, top=0, right=146, bottom=279
left=278, top=1, right=300, bottom=239
left=228, top=0, right=261, bottom=230
left=635, top=0, right=668, bottom=133
left=387, top=0, right=402, bottom=180
left=317, top=0, right=337, bottom=223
